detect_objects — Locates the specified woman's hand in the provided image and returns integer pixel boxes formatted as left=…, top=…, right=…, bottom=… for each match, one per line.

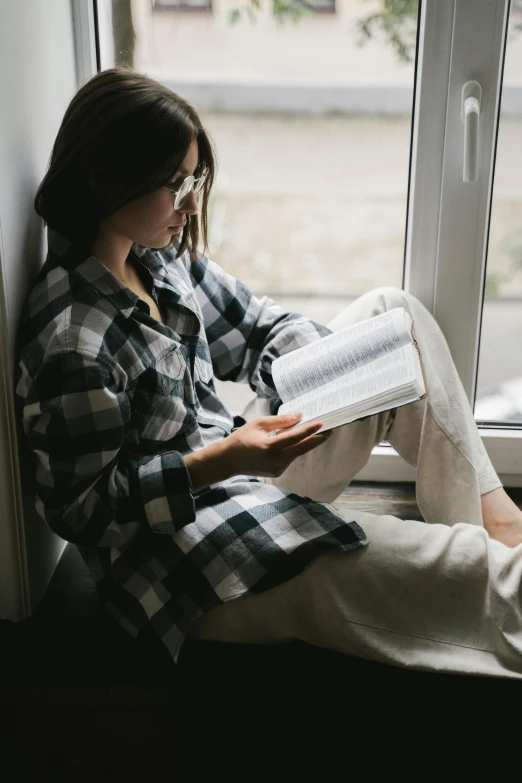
left=184, top=412, right=330, bottom=491
left=221, top=412, right=330, bottom=478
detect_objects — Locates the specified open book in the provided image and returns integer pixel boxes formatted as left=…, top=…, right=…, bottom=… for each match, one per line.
left=272, top=307, right=428, bottom=432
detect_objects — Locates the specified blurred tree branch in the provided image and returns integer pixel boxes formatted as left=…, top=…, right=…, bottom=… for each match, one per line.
left=230, top=0, right=313, bottom=26
left=355, top=0, right=418, bottom=63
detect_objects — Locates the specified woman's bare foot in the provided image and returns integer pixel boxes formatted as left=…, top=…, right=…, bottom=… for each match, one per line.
left=481, top=487, right=522, bottom=548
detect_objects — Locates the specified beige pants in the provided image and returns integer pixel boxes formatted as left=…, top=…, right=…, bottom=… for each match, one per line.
left=191, top=287, right=522, bottom=679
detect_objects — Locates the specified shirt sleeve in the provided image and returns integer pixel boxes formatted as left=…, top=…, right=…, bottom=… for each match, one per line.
left=17, top=350, right=196, bottom=548
left=188, top=252, right=332, bottom=409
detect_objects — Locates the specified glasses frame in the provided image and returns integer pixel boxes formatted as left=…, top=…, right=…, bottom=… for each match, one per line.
left=162, top=168, right=208, bottom=211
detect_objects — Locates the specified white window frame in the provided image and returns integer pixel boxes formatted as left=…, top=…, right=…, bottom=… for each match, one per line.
left=406, top=0, right=509, bottom=404
left=86, top=0, right=521, bottom=486
left=364, top=0, right=520, bottom=486
left=71, top=0, right=98, bottom=86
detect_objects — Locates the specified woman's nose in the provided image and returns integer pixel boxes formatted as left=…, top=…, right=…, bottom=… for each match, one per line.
left=178, top=190, right=199, bottom=216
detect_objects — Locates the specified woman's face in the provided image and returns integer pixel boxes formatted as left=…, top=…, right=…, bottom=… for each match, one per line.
left=101, top=140, right=200, bottom=250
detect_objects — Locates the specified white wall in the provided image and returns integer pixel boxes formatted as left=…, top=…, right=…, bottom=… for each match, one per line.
left=0, top=0, right=78, bottom=619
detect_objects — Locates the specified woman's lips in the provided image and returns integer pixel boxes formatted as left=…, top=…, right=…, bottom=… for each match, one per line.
left=169, top=224, right=185, bottom=233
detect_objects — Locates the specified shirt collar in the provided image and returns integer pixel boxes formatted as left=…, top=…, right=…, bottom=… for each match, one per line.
left=47, top=227, right=169, bottom=319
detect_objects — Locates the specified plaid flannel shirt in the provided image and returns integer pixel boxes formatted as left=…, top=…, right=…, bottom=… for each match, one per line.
left=14, top=227, right=366, bottom=661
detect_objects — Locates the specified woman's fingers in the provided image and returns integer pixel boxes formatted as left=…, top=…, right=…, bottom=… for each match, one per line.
left=272, top=421, right=324, bottom=449
left=256, top=412, right=329, bottom=454
left=282, top=430, right=330, bottom=459
left=259, top=412, right=303, bottom=432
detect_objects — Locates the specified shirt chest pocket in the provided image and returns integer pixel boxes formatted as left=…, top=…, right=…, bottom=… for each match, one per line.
left=130, top=345, right=188, bottom=446
left=194, top=354, right=213, bottom=386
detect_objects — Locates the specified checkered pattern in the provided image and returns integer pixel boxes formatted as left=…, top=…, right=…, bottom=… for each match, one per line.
left=14, top=228, right=366, bottom=662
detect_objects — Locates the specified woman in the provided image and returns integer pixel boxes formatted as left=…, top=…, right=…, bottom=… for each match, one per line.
left=15, top=68, right=522, bottom=678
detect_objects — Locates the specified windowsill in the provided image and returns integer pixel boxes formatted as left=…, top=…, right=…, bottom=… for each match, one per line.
left=355, top=429, right=522, bottom=488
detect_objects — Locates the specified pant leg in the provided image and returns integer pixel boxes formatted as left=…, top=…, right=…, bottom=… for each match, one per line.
left=262, top=287, right=502, bottom=526
left=190, top=509, right=522, bottom=679
left=189, top=287, right=518, bottom=678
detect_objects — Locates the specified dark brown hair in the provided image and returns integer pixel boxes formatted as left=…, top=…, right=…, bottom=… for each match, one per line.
left=35, top=67, right=216, bottom=258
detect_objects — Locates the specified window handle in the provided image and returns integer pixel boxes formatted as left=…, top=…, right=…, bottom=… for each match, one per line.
left=461, top=80, right=482, bottom=183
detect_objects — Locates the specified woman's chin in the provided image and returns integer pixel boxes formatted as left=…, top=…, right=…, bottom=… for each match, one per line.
left=160, top=236, right=179, bottom=250
left=146, top=233, right=175, bottom=250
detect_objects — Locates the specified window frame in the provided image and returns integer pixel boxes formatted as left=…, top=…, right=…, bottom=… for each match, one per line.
left=408, top=0, right=509, bottom=405
left=403, top=0, right=519, bottom=486
left=72, top=0, right=99, bottom=84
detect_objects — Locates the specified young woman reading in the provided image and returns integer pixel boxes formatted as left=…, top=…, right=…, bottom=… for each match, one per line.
left=15, top=68, right=522, bottom=678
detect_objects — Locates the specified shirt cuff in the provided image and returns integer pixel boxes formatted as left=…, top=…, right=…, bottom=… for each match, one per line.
left=134, top=450, right=197, bottom=534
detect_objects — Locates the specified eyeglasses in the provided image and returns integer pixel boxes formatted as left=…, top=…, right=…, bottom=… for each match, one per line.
left=162, top=169, right=208, bottom=211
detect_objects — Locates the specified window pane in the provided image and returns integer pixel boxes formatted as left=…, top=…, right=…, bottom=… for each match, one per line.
left=475, top=5, right=522, bottom=424
left=101, top=0, right=419, bottom=410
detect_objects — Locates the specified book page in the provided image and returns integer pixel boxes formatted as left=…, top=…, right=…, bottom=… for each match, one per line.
left=278, top=343, right=420, bottom=425
left=273, top=307, right=412, bottom=403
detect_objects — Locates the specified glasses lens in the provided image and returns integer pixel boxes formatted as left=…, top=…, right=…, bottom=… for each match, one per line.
left=174, top=176, right=194, bottom=210
left=173, top=171, right=207, bottom=209
left=194, top=170, right=207, bottom=195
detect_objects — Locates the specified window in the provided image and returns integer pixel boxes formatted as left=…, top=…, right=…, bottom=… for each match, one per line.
left=86, top=0, right=521, bottom=484
left=98, top=0, right=419, bottom=416
left=475, top=4, right=522, bottom=425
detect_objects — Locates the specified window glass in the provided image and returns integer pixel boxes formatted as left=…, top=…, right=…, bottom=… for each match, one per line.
left=475, top=5, right=522, bottom=424
left=101, top=0, right=420, bottom=410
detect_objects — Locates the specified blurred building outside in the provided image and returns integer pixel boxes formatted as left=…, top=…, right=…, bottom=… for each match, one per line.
left=107, top=0, right=522, bottom=417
